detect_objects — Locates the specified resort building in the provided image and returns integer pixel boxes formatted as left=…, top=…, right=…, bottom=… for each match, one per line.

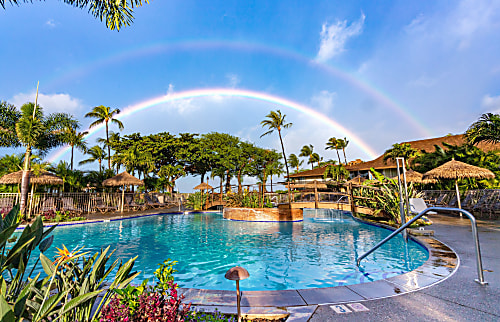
left=287, top=134, right=500, bottom=183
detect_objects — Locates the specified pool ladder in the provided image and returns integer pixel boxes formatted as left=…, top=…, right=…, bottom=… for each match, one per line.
left=356, top=207, right=488, bottom=285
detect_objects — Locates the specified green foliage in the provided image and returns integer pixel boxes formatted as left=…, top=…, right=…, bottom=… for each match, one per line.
left=465, top=113, right=500, bottom=145
left=413, top=142, right=500, bottom=189
left=0, top=205, right=139, bottom=321
left=224, top=191, right=273, bottom=208
left=186, top=191, right=208, bottom=210
left=154, top=259, right=178, bottom=292
left=360, top=169, right=422, bottom=224
left=323, top=164, right=349, bottom=182
left=383, top=143, right=419, bottom=167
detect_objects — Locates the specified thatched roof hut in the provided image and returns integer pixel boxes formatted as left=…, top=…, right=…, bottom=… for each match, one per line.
left=347, top=175, right=368, bottom=185
left=102, top=171, right=144, bottom=187
left=423, top=159, right=495, bottom=209
left=423, top=160, right=495, bottom=181
left=392, top=169, right=436, bottom=184
left=0, top=170, right=63, bottom=185
left=194, top=182, right=213, bottom=190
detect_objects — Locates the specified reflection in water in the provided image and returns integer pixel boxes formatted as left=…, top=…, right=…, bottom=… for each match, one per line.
left=26, top=209, right=427, bottom=291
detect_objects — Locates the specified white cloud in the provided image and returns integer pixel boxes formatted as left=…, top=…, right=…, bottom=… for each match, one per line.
left=482, top=94, right=500, bottom=112
left=45, top=19, right=56, bottom=28
left=408, top=74, right=439, bottom=88
left=10, top=92, right=84, bottom=114
left=159, top=84, right=196, bottom=115
left=226, top=73, right=240, bottom=88
left=310, top=90, right=336, bottom=113
left=315, top=13, right=365, bottom=62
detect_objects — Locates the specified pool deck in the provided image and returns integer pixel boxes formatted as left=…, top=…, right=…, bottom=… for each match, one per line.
left=186, top=214, right=500, bottom=321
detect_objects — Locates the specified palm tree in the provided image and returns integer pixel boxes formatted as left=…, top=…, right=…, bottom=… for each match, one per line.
left=79, top=145, right=107, bottom=172
left=288, top=153, right=303, bottom=172
left=337, top=137, right=349, bottom=165
left=85, top=105, right=124, bottom=170
left=1, top=0, right=150, bottom=31
left=325, top=137, right=342, bottom=164
left=310, top=153, right=321, bottom=168
left=465, top=113, right=500, bottom=145
left=62, top=125, right=88, bottom=170
left=383, top=143, right=419, bottom=168
left=260, top=110, right=293, bottom=203
left=299, top=144, right=315, bottom=169
left=12, top=101, right=77, bottom=215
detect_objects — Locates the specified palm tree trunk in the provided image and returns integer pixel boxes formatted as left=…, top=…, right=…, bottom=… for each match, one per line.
left=342, top=148, right=347, bottom=165
left=336, top=150, right=341, bottom=165
left=278, top=130, right=292, bottom=207
left=20, top=147, right=31, bottom=217
left=71, top=145, right=74, bottom=170
left=106, top=121, right=111, bottom=169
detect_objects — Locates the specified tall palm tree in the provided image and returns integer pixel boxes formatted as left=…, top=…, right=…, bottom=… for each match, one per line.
left=79, top=145, right=107, bottom=172
left=85, top=105, right=124, bottom=170
left=260, top=110, right=293, bottom=203
left=99, top=131, right=121, bottom=172
left=62, top=125, right=88, bottom=170
left=288, top=153, right=303, bottom=172
left=325, top=137, right=342, bottom=164
left=465, top=113, right=500, bottom=145
left=13, top=101, right=77, bottom=215
left=310, top=153, right=321, bottom=168
left=337, top=137, right=349, bottom=165
left=299, top=144, right=315, bottom=169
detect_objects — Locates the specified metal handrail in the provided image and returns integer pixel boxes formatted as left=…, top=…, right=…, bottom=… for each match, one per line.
left=356, top=207, right=488, bottom=285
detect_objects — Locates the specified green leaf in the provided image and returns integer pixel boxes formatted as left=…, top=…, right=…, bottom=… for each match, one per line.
left=33, top=291, right=67, bottom=322
left=38, top=235, right=54, bottom=253
left=57, top=289, right=102, bottom=318
left=39, top=253, right=55, bottom=276
left=0, top=293, right=15, bottom=322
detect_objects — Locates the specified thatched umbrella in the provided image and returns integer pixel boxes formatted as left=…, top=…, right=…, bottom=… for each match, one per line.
left=423, top=159, right=495, bottom=209
left=392, top=169, right=436, bottom=184
left=0, top=170, right=63, bottom=185
left=0, top=170, right=64, bottom=217
left=347, top=175, right=367, bottom=185
left=103, top=171, right=144, bottom=213
left=194, top=182, right=213, bottom=210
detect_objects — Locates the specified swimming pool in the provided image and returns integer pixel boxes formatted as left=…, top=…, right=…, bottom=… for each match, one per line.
left=33, top=209, right=428, bottom=291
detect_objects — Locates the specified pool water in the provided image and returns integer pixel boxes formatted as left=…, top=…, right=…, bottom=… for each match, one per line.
left=30, top=209, right=428, bottom=291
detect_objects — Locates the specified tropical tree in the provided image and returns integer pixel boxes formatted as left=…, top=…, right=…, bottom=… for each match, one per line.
left=325, top=137, right=342, bottom=164
left=288, top=153, right=303, bottom=172
left=85, top=105, right=124, bottom=170
left=337, top=137, right=349, bottom=164
left=0, top=0, right=150, bottom=31
left=299, top=144, right=315, bottom=169
left=0, top=101, right=20, bottom=147
left=62, top=125, right=88, bottom=170
left=79, top=145, right=107, bottom=172
left=260, top=110, right=293, bottom=202
left=310, top=152, right=321, bottom=168
left=383, top=143, right=419, bottom=168
left=464, top=113, right=500, bottom=145
left=323, top=164, right=349, bottom=182
left=1, top=101, right=77, bottom=215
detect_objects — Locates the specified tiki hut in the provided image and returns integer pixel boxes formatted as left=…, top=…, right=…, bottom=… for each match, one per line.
left=103, top=171, right=144, bottom=213
left=347, top=175, right=368, bottom=185
left=423, top=159, right=495, bottom=209
left=194, top=182, right=213, bottom=210
left=392, top=169, right=436, bottom=184
left=0, top=170, right=63, bottom=185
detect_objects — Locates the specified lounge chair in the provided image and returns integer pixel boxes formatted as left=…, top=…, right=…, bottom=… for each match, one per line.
left=61, top=197, right=82, bottom=214
left=144, top=194, right=161, bottom=208
left=93, top=196, right=117, bottom=213
left=409, top=198, right=436, bottom=215
left=41, top=197, right=57, bottom=213
left=124, top=195, right=146, bottom=211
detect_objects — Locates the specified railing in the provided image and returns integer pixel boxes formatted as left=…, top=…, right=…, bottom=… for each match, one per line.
left=356, top=207, right=488, bottom=285
left=0, top=192, right=184, bottom=215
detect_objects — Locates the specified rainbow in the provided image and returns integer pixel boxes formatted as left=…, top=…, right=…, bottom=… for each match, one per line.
left=47, top=88, right=378, bottom=163
left=43, top=39, right=433, bottom=137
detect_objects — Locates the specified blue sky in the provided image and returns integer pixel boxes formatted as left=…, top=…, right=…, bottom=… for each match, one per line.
left=1, top=0, right=500, bottom=191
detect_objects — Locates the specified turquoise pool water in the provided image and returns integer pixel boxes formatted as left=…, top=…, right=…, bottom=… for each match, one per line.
left=30, top=209, right=428, bottom=291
